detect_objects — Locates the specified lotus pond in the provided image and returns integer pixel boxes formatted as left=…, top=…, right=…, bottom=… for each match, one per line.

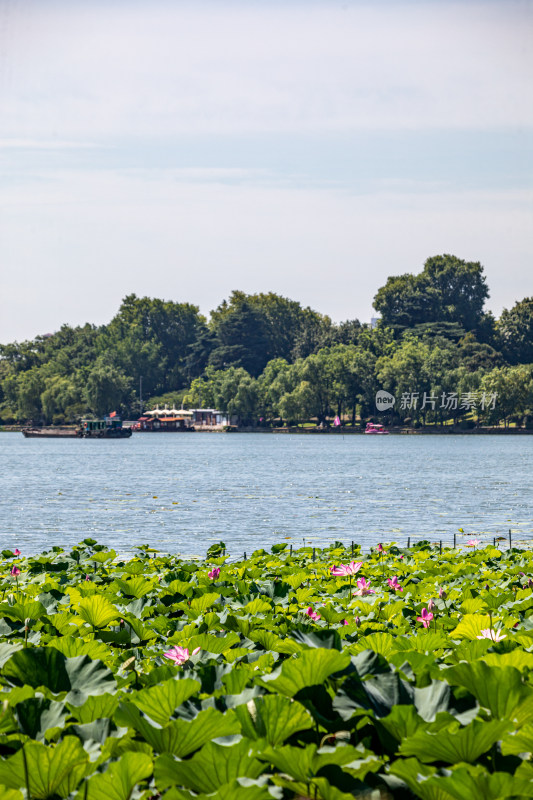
left=1, top=539, right=533, bottom=800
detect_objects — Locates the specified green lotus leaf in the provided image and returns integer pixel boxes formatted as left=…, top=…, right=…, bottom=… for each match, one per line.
left=389, top=758, right=456, bottom=800
left=76, top=751, right=152, bottom=800
left=350, top=632, right=396, bottom=658
left=0, top=737, right=89, bottom=798
left=449, top=613, right=493, bottom=640
left=399, top=719, right=512, bottom=763
left=444, top=662, right=533, bottom=719
left=0, top=601, right=47, bottom=623
left=122, top=560, right=145, bottom=575
left=434, top=764, right=533, bottom=800
left=259, top=648, right=350, bottom=697
left=0, top=641, right=24, bottom=668
left=190, top=592, right=221, bottom=615
left=89, top=550, right=117, bottom=563
left=162, top=781, right=273, bottom=800
left=186, top=631, right=241, bottom=654
left=114, top=576, right=155, bottom=598
left=233, top=693, right=313, bottom=745
left=68, top=693, right=120, bottom=723
left=155, top=739, right=265, bottom=794
left=131, top=676, right=201, bottom=726
left=0, top=788, right=23, bottom=800
left=243, top=598, right=272, bottom=615
left=48, top=634, right=112, bottom=662
left=14, top=697, right=69, bottom=741
left=77, top=596, right=120, bottom=628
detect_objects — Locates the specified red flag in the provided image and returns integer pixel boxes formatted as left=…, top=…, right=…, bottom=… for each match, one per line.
left=109, top=411, right=117, bottom=418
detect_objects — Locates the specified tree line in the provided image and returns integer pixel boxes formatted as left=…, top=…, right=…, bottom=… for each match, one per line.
left=1, top=254, right=532, bottom=428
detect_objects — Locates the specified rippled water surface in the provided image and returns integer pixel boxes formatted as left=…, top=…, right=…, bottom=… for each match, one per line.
left=1, top=432, right=532, bottom=556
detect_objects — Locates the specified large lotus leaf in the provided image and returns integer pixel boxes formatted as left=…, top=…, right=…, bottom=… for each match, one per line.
left=0, top=738, right=89, bottom=798
left=122, top=560, right=145, bottom=575
left=0, top=601, right=47, bottom=623
left=333, top=668, right=413, bottom=720
left=190, top=593, right=221, bottom=615
left=259, top=648, right=350, bottom=697
left=444, top=662, right=532, bottom=719
left=163, top=781, right=274, bottom=800
left=243, top=598, right=272, bottom=615
left=48, top=634, right=111, bottom=662
left=449, top=613, right=492, bottom=640
left=114, top=576, right=155, bottom=598
left=378, top=704, right=426, bottom=744
left=90, top=550, right=117, bottom=563
left=431, top=765, right=533, bottom=800
left=483, top=650, right=533, bottom=670
left=0, top=789, right=23, bottom=800
left=14, top=697, right=69, bottom=741
left=233, top=693, right=313, bottom=745
left=399, top=719, right=512, bottom=764
left=77, top=596, right=120, bottom=628
left=154, top=739, right=265, bottom=794
left=121, top=614, right=158, bottom=643
left=290, top=629, right=342, bottom=651
left=131, top=677, right=201, bottom=726
left=480, top=591, right=513, bottom=611
left=3, top=647, right=70, bottom=692
left=46, top=612, right=78, bottom=635
left=401, top=632, right=449, bottom=653
left=389, top=758, right=458, bottom=800
left=413, top=680, right=451, bottom=722
left=500, top=722, right=533, bottom=756
left=121, top=704, right=240, bottom=756
left=76, top=751, right=152, bottom=800
left=0, top=642, right=23, bottom=668
left=68, top=693, right=120, bottom=723
left=187, top=632, right=241, bottom=654
left=350, top=632, right=396, bottom=658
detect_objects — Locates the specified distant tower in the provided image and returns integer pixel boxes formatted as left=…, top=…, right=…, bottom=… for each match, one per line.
left=370, top=313, right=380, bottom=329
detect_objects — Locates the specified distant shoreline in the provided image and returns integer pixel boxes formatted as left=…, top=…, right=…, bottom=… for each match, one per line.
left=2, top=425, right=532, bottom=436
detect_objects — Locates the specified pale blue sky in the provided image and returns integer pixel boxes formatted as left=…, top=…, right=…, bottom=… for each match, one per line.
left=1, top=0, right=532, bottom=342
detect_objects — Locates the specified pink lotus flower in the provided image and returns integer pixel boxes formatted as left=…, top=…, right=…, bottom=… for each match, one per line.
left=13, top=549, right=21, bottom=556
left=354, top=577, right=375, bottom=596
left=387, top=576, right=403, bottom=592
left=528, top=579, right=533, bottom=589
left=342, top=619, right=349, bottom=625
left=208, top=566, right=221, bottom=580
left=438, top=587, right=447, bottom=600
left=377, top=543, right=385, bottom=553
left=85, top=575, right=90, bottom=581
left=467, top=538, right=480, bottom=547
left=417, top=608, right=434, bottom=628
left=10, top=566, right=20, bottom=577
left=477, top=628, right=506, bottom=642
left=427, top=599, right=436, bottom=612
left=399, top=555, right=404, bottom=560
left=330, top=561, right=363, bottom=577
left=163, top=645, right=201, bottom=665
left=306, top=607, right=320, bottom=621
left=355, top=616, right=361, bottom=626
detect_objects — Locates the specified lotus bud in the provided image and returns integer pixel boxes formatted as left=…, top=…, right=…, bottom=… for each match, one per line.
left=355, top=616, right=361, bottom=627
left=438, top=587, right=447, bottom=600
left=528, top=579, right=533, bottom=589
left=519, top=572, right=525, bottom=577
left=8, top=594, right=14, bottom=604
left=427, top=598, right=436, bottom=612
left=24, top=618, right=30, bottom=627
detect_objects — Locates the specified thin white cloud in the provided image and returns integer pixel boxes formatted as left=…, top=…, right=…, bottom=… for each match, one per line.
left=0, top=167, right=531, bottom=341
left=1, top=1, right=532, bottom=140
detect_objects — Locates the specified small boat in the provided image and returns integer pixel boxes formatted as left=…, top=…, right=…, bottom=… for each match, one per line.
left=365, top=422, right=389, bottom=435
left=22, top=413, right=131, bottom=439
left=22, top=427, right=78, bottom=438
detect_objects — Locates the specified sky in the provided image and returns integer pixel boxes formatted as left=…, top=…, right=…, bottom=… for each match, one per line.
left=0, top=0, right=532, bottom=343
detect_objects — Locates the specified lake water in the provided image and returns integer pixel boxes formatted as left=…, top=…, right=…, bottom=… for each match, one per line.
left=1, top=432, right=532, bottom=558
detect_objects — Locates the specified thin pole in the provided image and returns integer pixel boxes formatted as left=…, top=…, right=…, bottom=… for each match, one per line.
left=290, top=544, right=293, bottom=556
left=244, top=552, right=246, bottom=560
left=453, top=533, right=456, bottom=549
left=439, top=540, right=442, bottom=554
left=407, top=536, right=410, bottom=548
left=509, top=529, right=512, bottom=550
left=493, top=537, right=496, bottom=547
left=139, top=376, right=143, bottom=416
left=351, top=541, right=354, bottom=556
left=312, top=547, right=316, bottom=562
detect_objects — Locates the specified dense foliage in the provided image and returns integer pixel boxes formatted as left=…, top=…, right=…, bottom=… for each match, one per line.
left=1, top=539, right=533, bottom=798
left=1, top=254, right=532, bottom=426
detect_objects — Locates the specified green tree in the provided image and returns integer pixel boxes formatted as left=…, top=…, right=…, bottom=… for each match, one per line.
left=498, top=298, right=533, bottom=365
left=374, top=254, right=489, bottom=335
left=84, top=362, right=131, bottom=417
